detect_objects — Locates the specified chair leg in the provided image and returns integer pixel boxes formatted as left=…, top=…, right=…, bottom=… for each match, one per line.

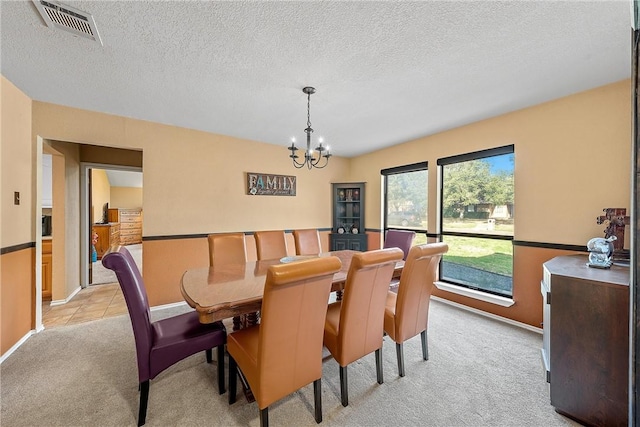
left=421, top=330, right=429, bottom=361
left=206, top=348, right=213, bottom=363
left=228, top=355, right=237, bottom=404
left=375, top=348, right=383, bottom=384
left=217, top=344, right=226, bottom=394
left=313, top=378, right=322, bottom=423
left=138, top=380, right=149, bottom=426
left=396, top=342, right=405, bottom=377
left=339, top=365, right=348, bottom=407
left=260, top=407, right=269, bottom=427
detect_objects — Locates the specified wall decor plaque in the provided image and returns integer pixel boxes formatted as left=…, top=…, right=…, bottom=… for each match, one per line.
left=246, top=172, right=296, bottom=196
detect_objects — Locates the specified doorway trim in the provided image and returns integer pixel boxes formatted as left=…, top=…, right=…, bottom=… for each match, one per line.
left=80, top=162, right=142, bottom=288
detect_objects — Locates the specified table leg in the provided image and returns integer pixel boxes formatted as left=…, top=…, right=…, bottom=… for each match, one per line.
left=247, top=311, right=259, bottom=326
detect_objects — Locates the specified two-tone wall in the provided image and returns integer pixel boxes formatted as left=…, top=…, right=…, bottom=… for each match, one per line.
left=0, top=75, right=632, bottom=357
left=1, top=78, right=353, bottom=354
left=350, top=80, right=632, bottom=327
left=1, top=77, right=34, bottom=355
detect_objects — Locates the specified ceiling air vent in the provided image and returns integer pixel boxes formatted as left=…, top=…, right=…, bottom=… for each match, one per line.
left=32, top=0, right=102, bottom=45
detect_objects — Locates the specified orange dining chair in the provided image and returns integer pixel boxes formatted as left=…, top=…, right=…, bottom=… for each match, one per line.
left=384, top=242, right=448, bottom=377
left=208, top=233, right=249, bottom=329
left=293, top=228, right=322, bottom=255
left=227, top=256, right=342, bottom=427
left=207, top=233, right=247, bottom=266
left=102, top=246, right=226, bottom=426
left=254, top=230, right=288, bottom=260
left=383, top=229, right=416, bottom=260
left=323, top=247, right=404, bottom=406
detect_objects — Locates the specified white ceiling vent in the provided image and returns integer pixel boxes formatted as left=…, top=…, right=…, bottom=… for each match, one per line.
left=32, top=0, right=102, bottom=45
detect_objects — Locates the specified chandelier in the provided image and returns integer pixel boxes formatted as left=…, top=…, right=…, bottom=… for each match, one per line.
left=288, top=86, right=332, bottom=169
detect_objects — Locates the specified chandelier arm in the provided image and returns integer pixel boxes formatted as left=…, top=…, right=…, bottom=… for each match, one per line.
left=314, top=155, right=329, bottom=169
left=291, top=157, right=306, bottom=168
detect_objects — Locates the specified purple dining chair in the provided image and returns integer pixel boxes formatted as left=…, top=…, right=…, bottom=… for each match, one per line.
left=102, top=246, right=226, bottom=426
left=383, top=230, right=416, bottom=260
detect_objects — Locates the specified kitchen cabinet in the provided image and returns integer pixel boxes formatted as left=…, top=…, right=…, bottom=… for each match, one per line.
left=42, top=238, right=52, bottom=299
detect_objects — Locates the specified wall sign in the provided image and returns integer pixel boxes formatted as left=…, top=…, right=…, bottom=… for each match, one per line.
left=246, top=172, right=296, bottom=196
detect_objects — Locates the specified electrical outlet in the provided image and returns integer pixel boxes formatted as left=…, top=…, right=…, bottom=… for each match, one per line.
left=14, top=192, right=20, bottom=205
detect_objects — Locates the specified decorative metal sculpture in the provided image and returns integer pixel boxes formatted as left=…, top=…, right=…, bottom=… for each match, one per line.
left=586, top=236, right=616, bottom=268
left=596, top=208, right=629, bottom=252
left=595, top=208, right=630, bottom=264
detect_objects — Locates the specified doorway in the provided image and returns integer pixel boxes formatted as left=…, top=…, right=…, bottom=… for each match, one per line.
left=85, top=166, right=143, bottom=287
left=34, top=142, right=143, bottom=331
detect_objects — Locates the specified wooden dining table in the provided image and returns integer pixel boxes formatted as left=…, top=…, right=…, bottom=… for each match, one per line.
left=181, top=250, right=404, bottom=325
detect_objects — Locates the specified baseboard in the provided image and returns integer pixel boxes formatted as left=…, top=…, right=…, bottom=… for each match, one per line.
left=150, top=301, right=188, bottom=312
left=0, top=330, right=34, bottom=364
left=50, top=286, right=82, bottom=306
left=431, top=295, right=542, bottom=334
left=2, top=298, right=186, bottom=365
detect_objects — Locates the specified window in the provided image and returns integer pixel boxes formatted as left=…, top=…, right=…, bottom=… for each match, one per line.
left=438, top=146, right=514, bottom=297
left=382, top=162, right=428, bottom=239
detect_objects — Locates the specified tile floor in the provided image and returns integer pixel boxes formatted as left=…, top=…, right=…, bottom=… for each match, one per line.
left=42, top=283, right=128, bottom=328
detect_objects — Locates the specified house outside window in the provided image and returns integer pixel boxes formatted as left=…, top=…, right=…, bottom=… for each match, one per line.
left=438, top=146, right=514, bottom=297
left=382, top=162, right=428, bottom=242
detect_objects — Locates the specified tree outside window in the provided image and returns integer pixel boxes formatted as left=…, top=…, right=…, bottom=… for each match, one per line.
left=439, top=147, right=514, bottom=297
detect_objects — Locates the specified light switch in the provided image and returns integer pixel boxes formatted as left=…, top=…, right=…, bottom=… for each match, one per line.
left=14, top=192, right=20, bottom=205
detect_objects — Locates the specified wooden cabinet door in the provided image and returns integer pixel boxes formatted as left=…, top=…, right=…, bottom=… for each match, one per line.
left=93, top=225, right=110, bottom=259
left=348, top=239, right=363, bottom=251
left=333, top=238, right=348, bottom=251
left=42, top=254, right=52, bottom=299
left=42, top=240, right=52, bottom=299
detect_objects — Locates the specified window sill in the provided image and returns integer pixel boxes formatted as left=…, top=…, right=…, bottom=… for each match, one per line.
left=434, top=281, right=515, bottom=307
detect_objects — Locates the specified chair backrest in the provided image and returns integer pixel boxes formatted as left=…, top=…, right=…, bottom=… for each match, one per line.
left=256, top=256, right=342, bottom=409
left=254, top=230, right=288, bottom=260
left=337, top=248, right=404, bottom=365
left=393, top=242, right=448, bottom=342
left=383, top=229, right=416, bottom=260
left=293, top=229, right=322, bottom=255
left=207, top=233, right=247, bottom=266
left=102, top=246, right=153, bottom=382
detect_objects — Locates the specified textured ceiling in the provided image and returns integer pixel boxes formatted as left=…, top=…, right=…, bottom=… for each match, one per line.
left=0, top=1, right=632, bottom=158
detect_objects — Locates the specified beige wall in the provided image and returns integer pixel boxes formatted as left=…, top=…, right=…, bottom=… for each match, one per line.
left=110, top=186, right=142, bottom=209
left=49, top=141, right=80, bottom=300
left=351, top=80, right=631, bottom=247
left=91, top=169, right=110, bottom=223
left=349, top=80, right=632, bottom=326
left=29, top=100, right=351, bottom=310
left=1, top=77, right=33, bottom=247
left=32, top=103, right=351, bottom=236
left=1, top=76, right=34, bottom=354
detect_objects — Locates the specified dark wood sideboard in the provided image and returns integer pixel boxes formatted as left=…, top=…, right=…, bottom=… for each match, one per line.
left=542, top=255, right=629, bottom=426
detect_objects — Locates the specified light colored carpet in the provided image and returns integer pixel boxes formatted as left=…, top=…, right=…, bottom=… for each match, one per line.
left=1, top=300, right=579, bottom=427
left=91, top=244, right=142, bottom=285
